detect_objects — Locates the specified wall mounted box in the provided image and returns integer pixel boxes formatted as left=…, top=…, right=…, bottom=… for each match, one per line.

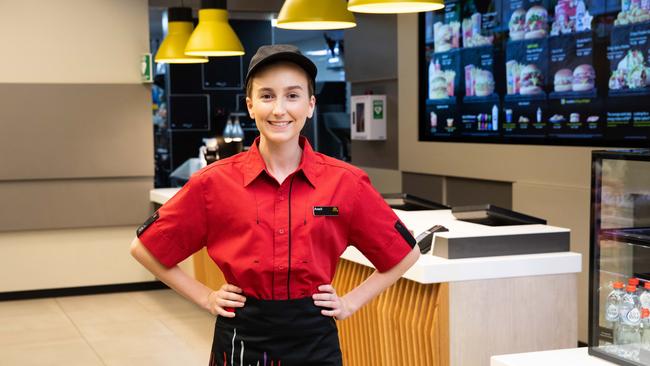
left=350, top=95, right=386, bottom=140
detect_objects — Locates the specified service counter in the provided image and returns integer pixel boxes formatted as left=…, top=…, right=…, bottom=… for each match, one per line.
left=151, top=188, right=581, bottom=366
left=491, top=347, right=617, bottom=366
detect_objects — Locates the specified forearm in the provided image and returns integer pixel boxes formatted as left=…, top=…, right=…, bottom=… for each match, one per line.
left=129, top=237, right=213, bottom=311
left=342, top=246, right=420, bottom=314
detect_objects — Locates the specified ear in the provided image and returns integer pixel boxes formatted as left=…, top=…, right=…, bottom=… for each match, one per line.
left=246, top=96, right=254, bottom=119
left=307, top=95, right=316, bottom=119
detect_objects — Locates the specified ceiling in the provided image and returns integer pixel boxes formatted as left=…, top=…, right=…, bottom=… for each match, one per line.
left=148, top=0, right=285, bottom=14
left=149, top=0, right=343, bottom=45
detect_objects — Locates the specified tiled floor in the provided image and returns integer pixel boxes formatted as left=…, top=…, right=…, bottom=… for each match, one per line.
left=0, top=290, right=215, bottom=366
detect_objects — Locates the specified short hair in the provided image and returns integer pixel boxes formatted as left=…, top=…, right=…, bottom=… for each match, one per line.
left=245, top=61, right=315, bottom=98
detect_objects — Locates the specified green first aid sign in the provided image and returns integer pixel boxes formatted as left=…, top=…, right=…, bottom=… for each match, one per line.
left=373, top=100, right=384, bottom=119
left=141, top=53, right=153, bottom=83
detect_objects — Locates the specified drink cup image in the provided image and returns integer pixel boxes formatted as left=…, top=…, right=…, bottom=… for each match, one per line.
left=446, top=118, right=454, bottom=127
left=505, top=109, right=513, bottom=123
left=430, top=111, right=438, bottom=128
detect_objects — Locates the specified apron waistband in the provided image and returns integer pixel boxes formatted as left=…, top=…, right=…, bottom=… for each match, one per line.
left=216, top=297, right=335, bottom=335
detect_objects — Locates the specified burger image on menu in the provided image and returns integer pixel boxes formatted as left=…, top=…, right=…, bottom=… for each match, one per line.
left=520, top=64, right=544, bottom=95
left=429, top=70, right=449, bottom=99
left=572, top=64, right=596, bottom=92
left=525, top=6, right=548, bottom=39
left=430, top=75, right=449, bottom=99
left=554, top=68, right=573, bottom=92
left=474, top=70, right=495, bottom=97
left=509, top=8, right=527, bottom=41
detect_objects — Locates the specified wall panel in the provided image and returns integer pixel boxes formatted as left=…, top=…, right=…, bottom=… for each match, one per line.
left=0, top=84, right=153, bottom=181
left=0, top=178, right=152, bottom=231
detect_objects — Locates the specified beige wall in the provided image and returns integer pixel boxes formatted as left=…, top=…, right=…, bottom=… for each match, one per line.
left=0, top=0, right=155, bottom=292
left=359, top=167, right=402, bottom=194
left=0, top=0, right=149, bottom=84
left=397, top=13, right=594, bottom=343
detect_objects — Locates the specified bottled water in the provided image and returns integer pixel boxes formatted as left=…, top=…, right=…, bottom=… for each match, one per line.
left=629, top=277, right=640, bottom=293
left=640, top=282, right=650, bottom=310
left=617, top=285, right=642, bottom=360
left=606, top=281, right=625, bottom=338
left=642, top=308, right=650, bottom=350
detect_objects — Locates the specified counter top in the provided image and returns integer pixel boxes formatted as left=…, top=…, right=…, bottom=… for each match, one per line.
left=150, top=188, right=581, bottom=284
left=491, top=348, right=616, bottom=366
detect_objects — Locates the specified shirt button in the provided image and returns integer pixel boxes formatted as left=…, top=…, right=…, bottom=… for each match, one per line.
left=279, top=196, right=285, bottom=201
left=278, top=265, right=284, bottom=270
left=278, top=229, right=285, bottom=234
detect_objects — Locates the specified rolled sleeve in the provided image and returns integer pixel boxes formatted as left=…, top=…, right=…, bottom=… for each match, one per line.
left=137, top=175, right=208, bottom=268
left=347, top=173, right=415, bottom=272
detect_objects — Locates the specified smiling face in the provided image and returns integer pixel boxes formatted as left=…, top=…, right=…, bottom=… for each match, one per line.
left=246, top=62, right=316, bottom=146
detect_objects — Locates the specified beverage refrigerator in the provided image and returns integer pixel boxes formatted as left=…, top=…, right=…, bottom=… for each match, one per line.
left=589, top=149, right=650, bottom=366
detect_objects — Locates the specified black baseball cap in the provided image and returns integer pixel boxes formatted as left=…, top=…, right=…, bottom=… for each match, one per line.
left=245, top=44, right=317, bottom=88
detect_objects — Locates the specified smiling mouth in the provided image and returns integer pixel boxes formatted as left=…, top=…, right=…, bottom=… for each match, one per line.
left=267, top=121, right=292, bottom=127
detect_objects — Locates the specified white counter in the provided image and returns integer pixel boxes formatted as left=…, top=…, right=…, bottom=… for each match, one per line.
left=491, top=348, right=617, bottom=366
left=150, top=188, right=581, bottom=284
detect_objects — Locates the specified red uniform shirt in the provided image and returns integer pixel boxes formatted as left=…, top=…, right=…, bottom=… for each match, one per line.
left=138, top=136, right=415, bottom=300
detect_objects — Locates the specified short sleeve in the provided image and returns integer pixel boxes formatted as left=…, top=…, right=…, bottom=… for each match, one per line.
left=137, top=175, right=208, bottom=268
left=347, top=173, right=416, bottom=272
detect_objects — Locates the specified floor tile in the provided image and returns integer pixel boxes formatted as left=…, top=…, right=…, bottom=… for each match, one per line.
left=129, top=289, right=205, bottom=319
left=0, top=338, right=104, bottom=366
left=56, top=292, right=155, bottom=326
left=76, top=318, right=173, bottom=342
left=0, top=310, right=80, bottom=346
left=87, top=332, right=203, bottom=366
left=160, top=314, right=215, bottom=354
left=0, top=290, right=216, bottom=365
left=0, top=298, right=63, bottom=319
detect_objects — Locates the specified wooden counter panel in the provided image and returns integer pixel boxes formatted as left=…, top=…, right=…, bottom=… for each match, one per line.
left=332, top=259, right=449, bottom=366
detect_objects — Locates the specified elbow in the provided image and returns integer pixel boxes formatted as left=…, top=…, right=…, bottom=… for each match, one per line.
left=129, top=237, right=142, bottom=259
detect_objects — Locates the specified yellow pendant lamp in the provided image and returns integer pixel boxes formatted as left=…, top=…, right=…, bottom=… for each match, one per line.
left=277, top=0, right=356, bottom=30
left=155, top=7, right=208, bottom=64
left=348, top=0, right=444, bottom=14
left=185, top=0, right=244, bottom=57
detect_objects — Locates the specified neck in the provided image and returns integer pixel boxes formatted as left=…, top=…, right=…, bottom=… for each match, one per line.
left=258, top=136, right=303, bottom=184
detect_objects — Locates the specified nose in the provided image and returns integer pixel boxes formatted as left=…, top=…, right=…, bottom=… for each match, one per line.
left=272, top=99, right=286, bottom=116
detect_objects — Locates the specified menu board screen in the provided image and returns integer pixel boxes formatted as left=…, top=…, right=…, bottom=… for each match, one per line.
left=419, top=0, right=650, bottom=146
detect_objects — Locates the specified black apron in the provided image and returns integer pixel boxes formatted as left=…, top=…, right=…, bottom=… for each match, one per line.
left=209, top=297, right=343, bottom=366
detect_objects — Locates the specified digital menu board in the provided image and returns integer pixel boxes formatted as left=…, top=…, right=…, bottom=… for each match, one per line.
left=419, top=0, right=650, bottom=146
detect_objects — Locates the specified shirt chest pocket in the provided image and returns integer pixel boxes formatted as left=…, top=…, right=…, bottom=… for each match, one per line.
left=304, top=204, right=347, bottom=247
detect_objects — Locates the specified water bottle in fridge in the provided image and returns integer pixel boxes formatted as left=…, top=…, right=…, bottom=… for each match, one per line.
left=640, top=282, right=650, bottom=309
left=642, top=308, right=650, bottom=350
left=618, top=285, right=642, bottom=359
left=606, top=281, right=625, bottom=342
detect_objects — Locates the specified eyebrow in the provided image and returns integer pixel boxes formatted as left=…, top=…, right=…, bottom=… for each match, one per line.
left=256, top=85, right=304, bottom=93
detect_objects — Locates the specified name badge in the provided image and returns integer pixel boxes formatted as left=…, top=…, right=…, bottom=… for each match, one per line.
left=313, top=206, right=339, bottom=216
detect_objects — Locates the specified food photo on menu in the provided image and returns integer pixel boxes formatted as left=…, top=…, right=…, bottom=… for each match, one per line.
left=432, top=0, right=461, bottom=53
left=460, top=44, right=500, bottom=136
left=614, top=0, right=650, bottom=25
left=608, top=49, right=650, bottom=92
left=506, top=0, right=550, bottom=41
left=505, top=62, right=545, bottom=96
left=550, top=0, right=593, bottom=36
left=551, top=64, right=596, bottom=94
left=428, top=58, right=457, bottom=100
left=608, top=10, right=650, bottom=96
left=460, top=0, right=498, bottom=48
left=465, top=65, right=496, bottom=97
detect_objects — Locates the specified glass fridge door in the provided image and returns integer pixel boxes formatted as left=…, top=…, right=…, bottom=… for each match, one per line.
left=589, top=150, right=650, bottom=366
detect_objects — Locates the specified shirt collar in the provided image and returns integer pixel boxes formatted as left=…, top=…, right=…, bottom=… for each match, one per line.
left=242, top=136, right=320, bottom=188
